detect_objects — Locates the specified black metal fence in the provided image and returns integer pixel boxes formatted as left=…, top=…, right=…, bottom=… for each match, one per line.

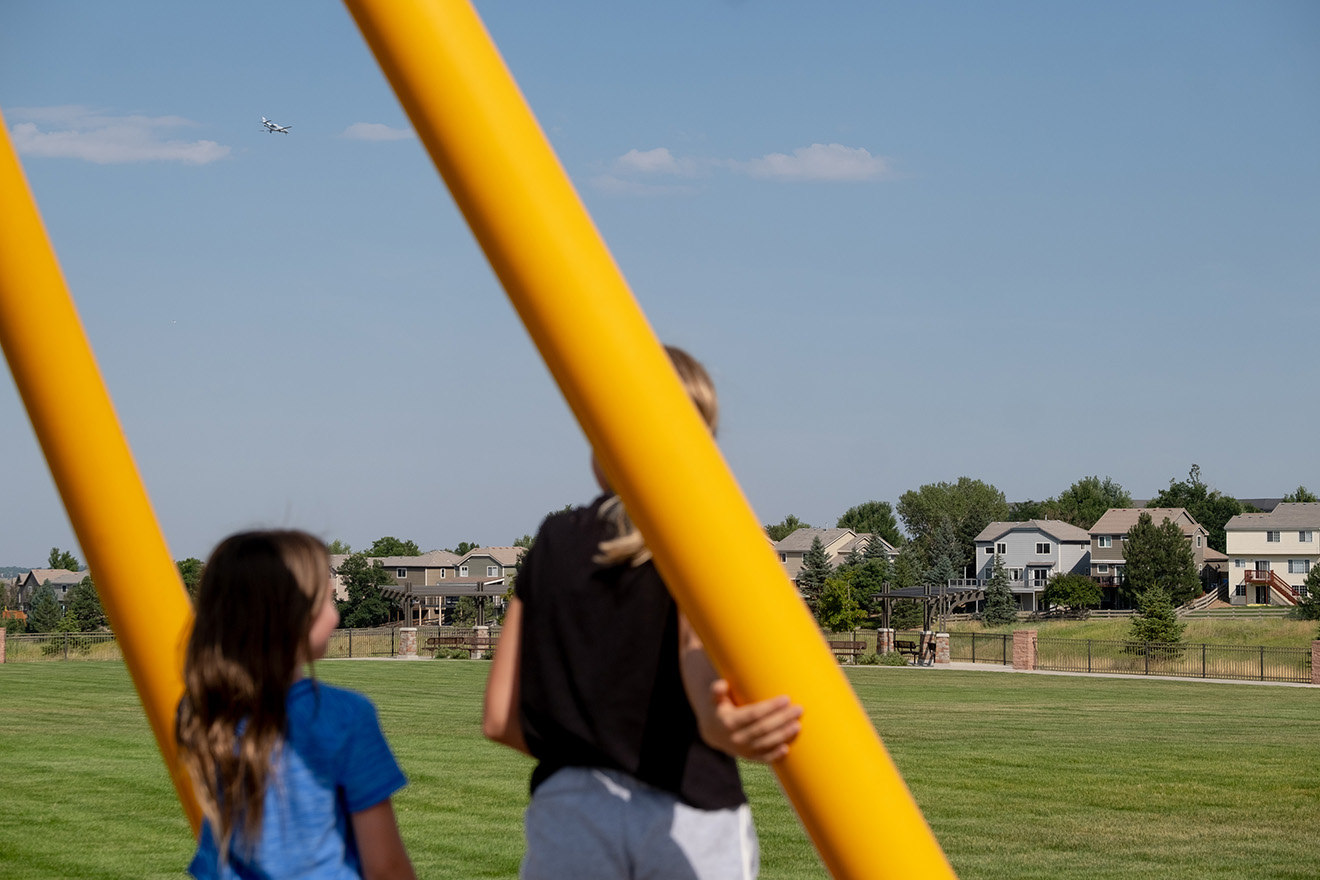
left=3, top=632, right=122, bottom=661
left=1036, top=637, right=1312, bottom=683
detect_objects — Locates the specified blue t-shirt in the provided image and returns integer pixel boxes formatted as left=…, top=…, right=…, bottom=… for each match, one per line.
left=189, top=679, right=407, bottom=880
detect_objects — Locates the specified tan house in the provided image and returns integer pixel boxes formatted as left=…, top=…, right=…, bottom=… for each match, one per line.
left=773, top=528, right=896, bottom=583
left=1088, top=508, right=1209, bottom=607
left=1223, top=503, right=1320, bottom=605
left=16, top=568, right=87, bottom=612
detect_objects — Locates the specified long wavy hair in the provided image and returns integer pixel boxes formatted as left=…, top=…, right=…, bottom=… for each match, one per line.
left=594, top=346, right=719, bottom=567
left=176, top=530, right=330, bottom=859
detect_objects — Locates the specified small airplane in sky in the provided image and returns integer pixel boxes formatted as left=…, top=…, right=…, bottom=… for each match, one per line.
left=261, top=117, right=291, bottom=134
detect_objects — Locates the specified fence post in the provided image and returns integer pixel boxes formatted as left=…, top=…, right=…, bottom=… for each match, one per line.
left=1012, top=630, right=1036, bottom=671
left=1087, top=640, right=1091, bottom=674
left=64, top=631, right=69, bottom=661
left=348, top=628, right=353, bottom=658
left=1201, top=643, right=1206, bottom=679
left=1312, top=641, right=1319, bottom=686
left=1260, top=645, right=1265, bottom=681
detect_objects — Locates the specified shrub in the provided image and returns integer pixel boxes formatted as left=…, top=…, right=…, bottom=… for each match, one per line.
left=877, top=651, right=911, bottom=667
left=856, top=653, right=880, bottom=665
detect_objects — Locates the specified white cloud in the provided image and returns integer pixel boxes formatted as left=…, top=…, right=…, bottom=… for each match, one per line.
left=737, top=143, right=890, bottom=182
left=590, top=174, right=698, bottom=196
left=7, top=106, right=230, bottom=165
left=340, top=122, right=414, bottom=142
left=615, top=147, right=681, bottom=175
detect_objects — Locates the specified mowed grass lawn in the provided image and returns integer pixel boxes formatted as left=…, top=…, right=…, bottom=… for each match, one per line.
left=1, top=662, right=1316, bottom=879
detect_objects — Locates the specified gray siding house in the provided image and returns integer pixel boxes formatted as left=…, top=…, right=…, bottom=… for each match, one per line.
left=973, top=520, right=1091, bottom=611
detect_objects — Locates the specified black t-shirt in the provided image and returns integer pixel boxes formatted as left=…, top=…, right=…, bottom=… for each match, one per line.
left=515, top=495, right=746, bottom=810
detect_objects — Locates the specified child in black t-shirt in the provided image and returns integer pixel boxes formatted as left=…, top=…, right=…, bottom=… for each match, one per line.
left=483, top=346, right=802, bottom=880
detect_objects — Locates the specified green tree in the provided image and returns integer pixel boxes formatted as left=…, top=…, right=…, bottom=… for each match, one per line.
left=1043, top=572, right=1102, bottom=611
left=48, top=547, right=80, bottom=571
left=176, top=558, right=204, bottom=600
left=897, top=478, right=1009, bottom=577
left=890, top=544, right=922, bottom=589
left=1050, top=476, right=1132, bottom=529
left=796, top=536, right=833, bottom=615
left=28, top=583, right=61, bottom=633
left=1296, top=566, right=1320, bottom=621
left=336, top=553, right=394, bottom=628
left=366, top=537, right=420, bottom=557
left=449, top=541, right=479, bottom=557
left=981, top=555, right=1017, bottom=626
left=852, top=556, right=888, bottom=619
left=1122, top=512, right=1201, bottom=606
left=1127, top=587, right=1185, bottom=644
left=922, top=519, right=961, bottom=587
left=836, top=501, right=903, bottom=547
left=447, top=596, right=477, bottom=627
left=327, top=539, right=352, bottom=555
left=765, top=515, right=811, bottom=543
left=1282, top=486, right=1319, bottom=503
left=67, top=576, right=105, bottom=630
left=818, top=570, right=867, bottom=632
left=891, top=599, right=923, bottom=630
left=1149, top=464, right=1250, bottom=553
left=1009, top=499, right=1049, bottom=520
left=513, top=534, right=535, bottom=550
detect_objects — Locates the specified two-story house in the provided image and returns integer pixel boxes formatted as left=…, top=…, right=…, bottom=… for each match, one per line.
left=973, top=520, right=1091, bottom=611
left=1088, top=508, right=1209, bottom=608
left=773, top=528, right=897, bottom=583
left=363, top=546, right=525, bottom=624
left=1223, top=502, right=1320, bottom=605
left=16, top=568, right=87, bottom=613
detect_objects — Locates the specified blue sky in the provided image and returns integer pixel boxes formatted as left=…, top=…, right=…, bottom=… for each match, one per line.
left=1, top=1, right=1316, bottom=567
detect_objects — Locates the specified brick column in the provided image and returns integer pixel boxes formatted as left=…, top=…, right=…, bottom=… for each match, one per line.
left=1012, top=629, right=1037, bottom=671
left=0, top=626, right=6, bottom=663
left=935, top=632, right=950, bottom=665
left=878, top=628, right=894, bottom=654
left=1312, top=640, right=1319, bottom=686
left=474, top=625, right=490, bottom=659
left=399, top=627, right=418, bottom=658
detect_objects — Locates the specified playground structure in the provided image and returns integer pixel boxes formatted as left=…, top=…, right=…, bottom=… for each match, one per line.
left=0, top=1, right=956, bottom=877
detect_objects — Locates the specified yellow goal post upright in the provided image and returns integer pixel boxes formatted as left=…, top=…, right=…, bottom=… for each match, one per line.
left=342, top=1, right=956, bottom=877
left=0, top=109, right=202, bottom=831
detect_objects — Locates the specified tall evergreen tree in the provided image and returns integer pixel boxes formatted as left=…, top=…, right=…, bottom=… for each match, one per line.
left=797, top=536, right=833, bottom=615
left=1149, top=464, right=1249, bottom=553
left=1296, top=566, right=1320, bottom=621
left=67, top=577, right=105, bottom=631
left=28, top=584, right=61, bottom=633
left=47, top=547, right=80, bottom=571
left=981, top=554, right=1017, bottom=626
left=1122, top=512, right=1200, bottom=606
left=923, top=519, right=961, bottom=586
left=1127, top=587, right=1185, bottom=644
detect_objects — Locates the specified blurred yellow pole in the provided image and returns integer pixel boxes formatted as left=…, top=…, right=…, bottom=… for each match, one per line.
left=343, top=2, right=955, bottom=877
left=0, top=108, right=201, bottom=833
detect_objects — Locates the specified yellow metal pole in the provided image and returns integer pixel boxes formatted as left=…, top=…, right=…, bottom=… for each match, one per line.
left=0, top=108, right=201, bottom=832
left=343, top=2, right=955, bottom=877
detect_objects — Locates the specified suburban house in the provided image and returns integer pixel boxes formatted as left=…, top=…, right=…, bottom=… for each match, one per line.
left=342, top=546, right=525, bottom=624
left=773, top=528, right=897, bottom=583
left=973, top=520, right=1092, bottom=611
left=15, top=568, right=87, bottom=612
left=1223, top=502, right=1320, bottom=605
left=1088, top=508, right=1210, bottom=607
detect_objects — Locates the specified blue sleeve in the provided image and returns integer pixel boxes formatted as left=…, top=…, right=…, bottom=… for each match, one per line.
left=338, top=697, right=407, bottom=814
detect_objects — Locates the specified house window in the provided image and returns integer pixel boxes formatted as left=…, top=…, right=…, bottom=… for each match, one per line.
left=460, top=565, right=469, bottom=577
left=1008, top=568, right=1023, bottom=582
left=1035, top=542, right=1051, bottom=555
left=1234, top=559, right=1245, bottom=568
left=487, top=565, right=499, bottom=577
left=396, top=568, right=406, bottom=578
left=439, top=569, right=445, bottom=578
left=1098, top=536, right=1112, bottom=549
left=995, top=542, right=1007, bottom=555
left=779, top=553, right=787, bottom=563
left=985, top=546, right=995, bottom=555
left=1288, top=560, right=1311, bottom=574
left=1031, top=569, right=1049, bottom=587
left=1300, top=531, right=1313, bottom=543
left=1234, top=583, right=1246, bottom=597
left=1096, top=564, right=1109, bottom=573
left=1267, top=531, right=1280, bottom=543
left=1196, top=535, right=1202, bottom=548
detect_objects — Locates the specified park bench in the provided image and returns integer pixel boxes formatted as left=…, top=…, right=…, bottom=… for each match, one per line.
left=425, top=634, right=497, bottom=658
left=827, top=640, right=867, bottom=663
left=895, top=639, right=920, bottom=661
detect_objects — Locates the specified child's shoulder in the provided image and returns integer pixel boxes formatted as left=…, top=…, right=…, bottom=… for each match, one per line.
left=289, top=679, right=379, bottom=729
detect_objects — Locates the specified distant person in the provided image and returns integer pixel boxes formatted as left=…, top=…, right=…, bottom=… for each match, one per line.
left=483, top=346, right=803, bottom=880
left=177, top=530, right=415, bottom=880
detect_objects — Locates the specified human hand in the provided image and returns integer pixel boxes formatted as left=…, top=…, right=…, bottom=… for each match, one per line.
left=702, top=680, right=802, bottom=763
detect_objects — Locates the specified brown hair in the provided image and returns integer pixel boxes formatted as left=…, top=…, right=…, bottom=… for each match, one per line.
left=594, top=346, right=718, bottom=567
left=176, top=530, right=330, bottom=859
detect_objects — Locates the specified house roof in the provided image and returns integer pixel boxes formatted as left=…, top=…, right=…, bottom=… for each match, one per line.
left=974, top=520, right=1092, bottom=544
left=1224, top=502, right=1320, bottom=531
left=1090, top=508, right=1203, bottom=536
left=1237, top=498, right=1283, bottom=513
left=375, top=550, right=461, bottom=568
left=24, top=568, right=86, bottom=586
left=459, top=546, right=524, bottom=566
left=774, top=528, right=855, bottom=553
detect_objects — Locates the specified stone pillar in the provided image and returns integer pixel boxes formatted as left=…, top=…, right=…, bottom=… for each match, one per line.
left=878, top=628, right=894, bottom=654
left=474, top=625, right=490, bottom=660
left=935, top=632, right=950, bottom=665
left=1312, top=641, right=1319, bottom=686
left=398, top=627, right=418, bottom=659
left=0, top=626, right=6, bottom=663
left=1013, top=629, right=1037, bottom=671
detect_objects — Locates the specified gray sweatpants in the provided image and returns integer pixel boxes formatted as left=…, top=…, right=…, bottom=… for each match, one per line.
left=521, top=767, right=760, bottom=880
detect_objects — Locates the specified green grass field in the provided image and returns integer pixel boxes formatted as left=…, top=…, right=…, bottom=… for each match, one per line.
left=1, top=661, right=1316, bottom=879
